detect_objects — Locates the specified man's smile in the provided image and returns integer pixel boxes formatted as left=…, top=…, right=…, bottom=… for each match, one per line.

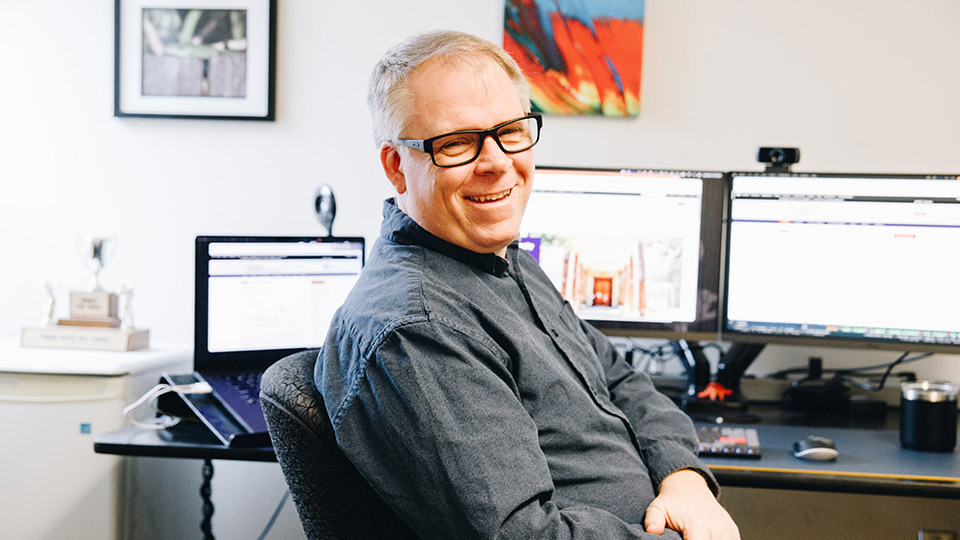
left=467, top=188, right=512, bottom=203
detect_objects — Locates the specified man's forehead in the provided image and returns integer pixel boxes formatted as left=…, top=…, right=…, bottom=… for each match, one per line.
left=410, top=54, right=503, bottom=92
left=404, top=57, right=521, bottom=132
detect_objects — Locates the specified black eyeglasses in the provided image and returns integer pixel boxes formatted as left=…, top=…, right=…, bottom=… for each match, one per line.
left=397, top=113, right=542, bottom=168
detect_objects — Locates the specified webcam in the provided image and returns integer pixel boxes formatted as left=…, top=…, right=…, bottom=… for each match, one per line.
left=757, top=147, right=800, bottom=165
left=315, top=184, right=337, bottom=236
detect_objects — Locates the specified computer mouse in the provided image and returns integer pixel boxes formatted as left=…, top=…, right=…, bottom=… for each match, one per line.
left=792, top=435, right=838, bottom=461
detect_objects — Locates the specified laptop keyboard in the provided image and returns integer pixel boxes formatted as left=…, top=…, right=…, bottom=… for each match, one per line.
left=228, top=371, right=263, bottom=406
left=697, top=426, right=761, bottom=459
left=197, top=369, right=270, bottom=436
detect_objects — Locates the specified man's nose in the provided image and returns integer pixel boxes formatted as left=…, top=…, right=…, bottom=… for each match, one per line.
left=474, top=135, right=511, bottom=172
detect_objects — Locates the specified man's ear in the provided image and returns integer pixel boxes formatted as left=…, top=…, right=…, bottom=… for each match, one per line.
left=380, top=143, right=406, bottom=194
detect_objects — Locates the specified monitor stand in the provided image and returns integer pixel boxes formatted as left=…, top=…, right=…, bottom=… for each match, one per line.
left=677, top=341, right=765, bottom=423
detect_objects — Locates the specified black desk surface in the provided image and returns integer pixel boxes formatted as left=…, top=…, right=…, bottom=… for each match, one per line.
left=693, top=403, right=960, bottom=499
left=94, top=404, right=960, bottom=498
left=699, top=421, right=960, bottom=499
left=94, top=420, right=276, bottom=462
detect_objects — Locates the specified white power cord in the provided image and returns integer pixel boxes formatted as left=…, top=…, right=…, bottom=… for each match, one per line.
left=122, top=381, right=213, bottom=430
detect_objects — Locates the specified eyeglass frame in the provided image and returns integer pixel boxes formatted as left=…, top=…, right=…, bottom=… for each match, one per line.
left=396, top=113, right=542, bottom=168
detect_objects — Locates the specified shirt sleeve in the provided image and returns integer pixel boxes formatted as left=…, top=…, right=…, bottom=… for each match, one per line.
left=577, top=319, right=720, bottom=495
left=325, top=319, right=684, bottom=540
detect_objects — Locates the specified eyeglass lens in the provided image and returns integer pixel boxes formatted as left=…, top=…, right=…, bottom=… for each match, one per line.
left=432, top=116, right=539, bottom=167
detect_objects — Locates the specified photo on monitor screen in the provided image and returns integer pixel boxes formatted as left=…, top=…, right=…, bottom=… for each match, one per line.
left=520, top=166, right=725, bottom=340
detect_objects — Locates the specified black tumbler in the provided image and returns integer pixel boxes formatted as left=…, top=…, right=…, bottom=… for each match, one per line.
left=900, top=381, right=958, bottom=452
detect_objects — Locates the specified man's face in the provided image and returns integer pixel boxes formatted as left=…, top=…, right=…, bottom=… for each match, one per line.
left=382, top=57, right=534, bottom=256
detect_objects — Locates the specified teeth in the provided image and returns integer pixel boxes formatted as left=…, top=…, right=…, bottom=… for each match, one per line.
left=469, top=189, right=511, bottom=202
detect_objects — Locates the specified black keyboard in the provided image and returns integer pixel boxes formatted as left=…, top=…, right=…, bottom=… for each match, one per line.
left=697, top=426, right=761, bottom=459
left=227, top=371, right=263, bottom=406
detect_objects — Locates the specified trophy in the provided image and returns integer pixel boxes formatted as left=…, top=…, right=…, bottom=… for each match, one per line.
left=21, top=235, right=150, bottom=351
left=77, top=235, right=117, bottom=291
left=66, top=235, right=120, bottom=326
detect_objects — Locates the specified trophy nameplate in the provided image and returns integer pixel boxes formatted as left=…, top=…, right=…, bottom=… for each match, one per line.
left=70, top=291, right=118, bottom=319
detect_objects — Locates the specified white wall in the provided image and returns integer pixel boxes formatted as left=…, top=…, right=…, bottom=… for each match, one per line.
left=3, top=1, right=960, bottom=537
left=4, top=1, right=960, bottom=377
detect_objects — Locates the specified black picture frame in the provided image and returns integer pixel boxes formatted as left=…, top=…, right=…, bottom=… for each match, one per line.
left=114, top=0, right=276, bottom=121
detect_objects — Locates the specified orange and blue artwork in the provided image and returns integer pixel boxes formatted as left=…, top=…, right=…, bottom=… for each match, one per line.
left=504, top=0, right=644, bottom=117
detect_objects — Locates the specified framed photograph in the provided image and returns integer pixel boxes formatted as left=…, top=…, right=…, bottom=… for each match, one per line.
left=114, top=0, right=276, bottom=120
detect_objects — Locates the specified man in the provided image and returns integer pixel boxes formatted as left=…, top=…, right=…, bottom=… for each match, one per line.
left=316, top=29, right=740, bottom=539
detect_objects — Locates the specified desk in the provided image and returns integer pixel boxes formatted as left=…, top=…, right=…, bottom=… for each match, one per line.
left=691, top=400, right=960, bottom=501
left=94, top=421, right=275, bottom=540
left=94, top=421, right=275, bottom=462
left=96, top=405, right=960, bottom=539
left=695, top=406, right=960, bottom=538
left=698, top=421, right=960, bottom=499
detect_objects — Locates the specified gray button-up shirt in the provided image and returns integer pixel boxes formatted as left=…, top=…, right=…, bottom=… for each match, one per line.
left=316, top=199, right=718, bottom=540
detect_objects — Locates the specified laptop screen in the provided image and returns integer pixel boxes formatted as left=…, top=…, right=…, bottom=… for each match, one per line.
left=194, top=235, right=365, bottom=369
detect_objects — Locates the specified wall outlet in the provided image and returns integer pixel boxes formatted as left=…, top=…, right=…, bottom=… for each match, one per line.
left=919, top=530, right=957, bottom=540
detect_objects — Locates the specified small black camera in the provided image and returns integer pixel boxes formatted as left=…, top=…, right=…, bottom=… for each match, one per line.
left=757, top=147, right=800, bottom=165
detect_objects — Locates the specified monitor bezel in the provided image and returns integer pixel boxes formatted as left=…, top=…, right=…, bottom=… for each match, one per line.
left=720, top=170, right=960, bottom=354
left=528, top=165, right=727, bottom=342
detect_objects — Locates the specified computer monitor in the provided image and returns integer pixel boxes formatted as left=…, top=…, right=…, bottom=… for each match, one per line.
left=723, top=171, right=960, bottom=354
left=519, top=165, right=726, bottom=341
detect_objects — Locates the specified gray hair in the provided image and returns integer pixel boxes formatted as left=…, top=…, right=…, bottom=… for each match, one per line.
left=367, top=30, right=531, bottom=146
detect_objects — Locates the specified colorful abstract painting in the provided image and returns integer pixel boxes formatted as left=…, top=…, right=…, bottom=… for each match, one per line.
left=504, top=0, right=645, bottom=117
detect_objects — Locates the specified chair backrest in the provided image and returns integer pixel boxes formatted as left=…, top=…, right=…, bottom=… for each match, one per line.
left=259, top=349, right=420, bottom=540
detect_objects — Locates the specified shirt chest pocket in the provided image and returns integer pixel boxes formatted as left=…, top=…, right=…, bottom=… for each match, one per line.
left=555, top=300, right=581, bottom=334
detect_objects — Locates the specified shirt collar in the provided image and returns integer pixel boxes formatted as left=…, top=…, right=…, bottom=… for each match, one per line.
left=380, top=198, right=510, bottom=277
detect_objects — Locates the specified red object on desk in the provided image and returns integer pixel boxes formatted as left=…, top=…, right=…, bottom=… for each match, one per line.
left=697, top=381, right=734, bottom=401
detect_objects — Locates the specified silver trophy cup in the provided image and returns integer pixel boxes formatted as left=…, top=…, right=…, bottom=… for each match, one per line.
left=76, top=235, right=117, bottom=291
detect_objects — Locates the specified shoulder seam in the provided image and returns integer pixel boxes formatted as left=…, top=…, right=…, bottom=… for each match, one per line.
left=328, top=316, right=510, bottom=431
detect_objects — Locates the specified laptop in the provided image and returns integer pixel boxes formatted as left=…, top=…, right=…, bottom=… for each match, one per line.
left=191, top=235, right=365, bottom=446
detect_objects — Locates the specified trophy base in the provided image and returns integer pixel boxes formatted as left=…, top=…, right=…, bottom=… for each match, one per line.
left=58, top=316, right=120, bottom=328
left=21, top=326, right=150, bottom=351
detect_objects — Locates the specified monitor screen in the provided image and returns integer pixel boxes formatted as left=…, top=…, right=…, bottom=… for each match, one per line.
left=519, top=166, right=726, bottom=340
left=723, top=172, right=960, bottom=352
left=194, top=236, right=365, bottom=366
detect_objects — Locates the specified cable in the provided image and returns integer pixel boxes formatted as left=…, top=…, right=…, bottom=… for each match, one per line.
left=832, top=352, right=928, bottom=391
left=836, top=352, right=931, bottom=375
left=255, top=489, right=290, bottom=540
left=876, top=351, right=922, bottom=390
left=122, top=381, right=213, bottom=430
left=766, top=352, right=931, bottom=381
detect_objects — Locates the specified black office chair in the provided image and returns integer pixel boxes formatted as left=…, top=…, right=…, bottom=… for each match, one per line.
left=259, top=349, right=420, bottom=540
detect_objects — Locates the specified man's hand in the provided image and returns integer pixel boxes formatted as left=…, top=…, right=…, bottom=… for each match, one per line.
left=644, top=469, right=740, bottom=539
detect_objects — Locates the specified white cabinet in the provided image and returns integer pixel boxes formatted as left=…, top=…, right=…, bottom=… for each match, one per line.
left=0, top=338, right=190, bottom=540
